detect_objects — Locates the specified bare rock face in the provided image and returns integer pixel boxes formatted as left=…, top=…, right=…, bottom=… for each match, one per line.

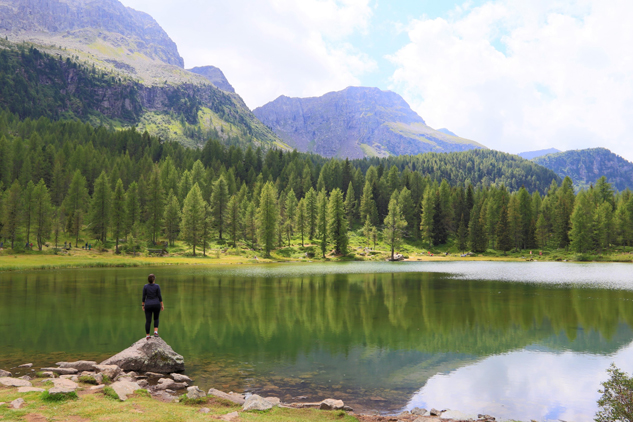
left=188, top=66, right=235, bottom=93
left=101, top=337, right=184, bottom=373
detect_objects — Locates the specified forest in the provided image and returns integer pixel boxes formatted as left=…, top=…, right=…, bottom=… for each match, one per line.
left=0, top=111, right=631, bottom=259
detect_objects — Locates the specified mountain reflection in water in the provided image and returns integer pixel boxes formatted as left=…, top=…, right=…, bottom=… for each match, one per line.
left=1, top=262, right=632, bottom=420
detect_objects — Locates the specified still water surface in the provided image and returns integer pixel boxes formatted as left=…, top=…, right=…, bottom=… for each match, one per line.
left=1, top=261, right=633, bottom=421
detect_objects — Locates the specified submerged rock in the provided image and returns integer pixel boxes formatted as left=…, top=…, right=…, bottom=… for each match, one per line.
left=101, top=338, right=184, bottom=373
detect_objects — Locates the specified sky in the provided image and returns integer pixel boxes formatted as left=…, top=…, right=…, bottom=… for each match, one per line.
left=119, top=0, right=633, bottom=160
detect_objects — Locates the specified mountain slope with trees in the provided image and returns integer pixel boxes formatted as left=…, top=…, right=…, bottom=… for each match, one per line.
left=533, top=148, right=633, bottom=191
left=254, top=86, right=486, bottom=159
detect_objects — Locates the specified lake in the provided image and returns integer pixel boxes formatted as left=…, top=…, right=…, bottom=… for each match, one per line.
left=1, top=261, right=633, bottom=421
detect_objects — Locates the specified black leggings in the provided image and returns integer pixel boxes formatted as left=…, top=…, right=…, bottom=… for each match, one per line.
left=144, top=304, right=161, bottom=334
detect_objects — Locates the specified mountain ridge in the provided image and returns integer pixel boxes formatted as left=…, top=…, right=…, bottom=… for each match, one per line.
left=518, top=148, right=561, bottom=160
left=254, top=86, right=486, bottom=159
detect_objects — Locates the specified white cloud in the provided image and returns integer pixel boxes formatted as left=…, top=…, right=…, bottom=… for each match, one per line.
left=120, top=0, right=375, bottom=109
left=389, top=0, right=633, bottom=160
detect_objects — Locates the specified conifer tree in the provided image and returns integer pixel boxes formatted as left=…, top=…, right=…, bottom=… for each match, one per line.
left=468, top=200, right=487, bottom=252
left=226, top=194, right=241, bottom=248
left=535, top=213, right=549, bottom=248
left=63, top=170, right=88, bottom=247
left=284, top=189, right=298, bottom=241
left=305, top=188, right=318, bottom=240
left=23, top=181, right=35, bottom=244
left=244, top=201, right=257, bottom=247
left=508, top=195, right=523, bottom=251
left=146, top=167, right=164, bottom=244
left=556, top=177, right=575, bottom=248
left=328, top=188, right=348, bottom=255
left=125, top=182, right=141, bottom=239
left=344, top=181, right=357, bottom=228
left=191, top=160, right=207, bottom=195
left=496, top=205, right=512, bottom=254
left=360, top=180, right=378, bottom=225
left=178, top=171, right=193, bottom=205
left=517, top=187, right=533, bottom=249
left=420, top=186, right=435, bottom=245
left=363, top=216, right=374, bottom=249
left=31, top=180, right=52, bottom=251
left=594, top=201, right=613, bottom=253
left=398, top=187, right=416, bottom=238
left=457, top=214, right=468, bottom=252
left=317, top=189, right=329, bottom=258
left=89, top=171, right=112, bottom=243
left=211, top=175, right=229, bottom=240
left=383, top=196, right=407, bottom=260
left=570, top=192, right=594, bottom=253
left=163, top=191, right=181, bottom=247
left=181, top=183, right=205, bottom=256
left=296, top=198, right=308, bottom=247
left=109, top=179, right=127, bottom=253
left=2, top=180, right=22, bottom=248
left=257, top=182, right=278, bottom=257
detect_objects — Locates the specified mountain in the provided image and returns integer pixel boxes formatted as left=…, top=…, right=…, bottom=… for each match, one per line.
left=533, top=148, right=633, bottom=191
left=188, top=66, right=235, bottom=93
left=518, top=148, right=561, bottom=160
left=253, top=86, right=486, bottom=159
left=437, top=128, right=457, bottom=136
left=0, top=0, right=285, bottom=149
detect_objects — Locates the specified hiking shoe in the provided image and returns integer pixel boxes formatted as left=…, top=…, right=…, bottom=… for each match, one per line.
left=154, top=333, right=160, bottom=338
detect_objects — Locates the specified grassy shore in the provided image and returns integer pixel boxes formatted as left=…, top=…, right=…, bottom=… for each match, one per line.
left=0, top=384, right=358, bottom=422
left=1, top=232, right=631, bottom=272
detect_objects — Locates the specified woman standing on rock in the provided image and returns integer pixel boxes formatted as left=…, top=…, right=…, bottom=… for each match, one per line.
left=142, top=274, right=164, bottom=340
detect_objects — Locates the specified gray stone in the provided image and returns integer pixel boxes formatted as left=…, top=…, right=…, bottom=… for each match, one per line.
left=125, top=371, right=138, bottom=378
left=208, top=388, right=246, bottom=405
left=265, top=397, right=280, bottom=406
left=319, top=398, right=345, bottom=410
left=219, top=411, right=240, bottom=421
left=412, top=407, right=427, bottom=416
left=90, top=385, right=105, bottom=391
left=145, top=372, right=163, bottom=378
left=0, top=369, right=11, bottom=377
left=0, top=377, right=32, bottom=387
left=52, top=378, right=78, bottom=390
left=155, top=378, right=175, bottom=390
left=430, top=408, right=442, bottom=416
left=243, top=394, right=273, bottom=411
left=110, top=380, right=141, bottom=401
left=199, top=407, right=211, bottom=414
left=10, top=398, right=25, bottom=409
left=19, top=375, right=31, bottom=381
left=40, top=371, right=55, bottom=378
left=18, top=363, right=33, bottom=368
left=137, top=379, right=149, bottom=388
left=49, top=386, right=76, bottom=395
left=171, top=373, right=192, bottom=384
left=57, top=361, right=97, bottom=371
left=41, top=367, right=78, bottom=375
left=17, top=387, right=44, bottom=393
left=93, top=364, right=121, bottom=380
left=186, top=386, right=206, bottom=400
left=441, top=410, right=474, bottom=420
left=101, top=337, right=184, bottom=373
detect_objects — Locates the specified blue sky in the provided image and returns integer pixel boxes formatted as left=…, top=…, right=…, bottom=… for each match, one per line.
left=121, top=0, right=633, bottom=160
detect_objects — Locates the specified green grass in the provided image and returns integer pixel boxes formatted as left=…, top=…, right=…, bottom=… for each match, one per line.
left=41, top=390, right=78, bottom=402
left=103, top=386, right=118, bottom=400
left=79, top=375, right=99, bottom=385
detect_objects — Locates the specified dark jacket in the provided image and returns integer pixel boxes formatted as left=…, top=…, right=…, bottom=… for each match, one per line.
left=142, top=283, right=162, bottom=307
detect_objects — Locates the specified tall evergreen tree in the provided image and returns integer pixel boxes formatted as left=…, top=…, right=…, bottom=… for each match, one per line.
left=360, top=180, right=378, bottom=225
left=594, top=201, right=613, bottom=253
left=507, top=195, right=523, bottom=251
left=244, top=201, right=257, bottom=247
left=383, top=196, right=407, bottom=260
left=328, top=188, right=348, bottom=255
left=305, top=188, right=318, bottom=240
left=181, top=183, right=205, bottom=256
left=257, top=182, right=278, bottom=257
left=63, top=170, right=88, bottom=247
left=570, top=192, right=594, bottom=253
left=31, top=180, right=52, bottom=251
left=23, top=181, right=35, bottom=244
left=284, top=189, right=298, bottom=242
left=398, top=187, right=416, bottom=238
left=146, top=167, right=164, bottom=244
left=163, top=191, right=181, bottom=247
left=420, top=186, right=435, bottom=245
left=111, top=179, right=127, bottom=253
left=89, top=171, right=112, bottom=243
left=125, top=182, right=141, bottom=239
left=317, top=189, right=329, bottom=258
left=1, top=181, right=21, bottom=248
left=226, top=194, right=241, bottom=248
left=363, top=216, right=374, bottom=249
left=344, top=181, right=357, bottom=228
left=496, top=205, right=512, bottom=254
left=457, top=214, right=468, bottom=252
left=210, top=175, right=229, bottom=240
left=296, top=198, right=308, bottom=247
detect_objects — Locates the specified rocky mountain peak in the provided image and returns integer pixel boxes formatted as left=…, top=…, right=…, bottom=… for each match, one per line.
left=0, top=0, right=184, bottom=67
left=188, top=66, right=235, bottom=93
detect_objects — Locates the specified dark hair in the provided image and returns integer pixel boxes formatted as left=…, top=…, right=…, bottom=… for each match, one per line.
left=148, top=274, right=156, bottom=284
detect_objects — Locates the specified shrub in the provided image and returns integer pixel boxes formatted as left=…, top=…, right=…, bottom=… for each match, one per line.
left=596, top=364, right=633, bottom=422
left=79, top=375, right=98, bottom=385
left=41, top=390, right=78, bottom=402
left=103, top=386, right=119, bottom=400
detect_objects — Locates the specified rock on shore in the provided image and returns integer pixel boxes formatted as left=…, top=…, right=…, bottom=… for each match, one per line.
left=100, top=337, right=184, bottom=373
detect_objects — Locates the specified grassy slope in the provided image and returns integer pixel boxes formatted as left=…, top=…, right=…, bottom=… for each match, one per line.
left=0, top=384, right=357, bottom=422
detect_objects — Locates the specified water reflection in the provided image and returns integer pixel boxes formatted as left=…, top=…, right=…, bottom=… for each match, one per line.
left=1, top=263, right=632, bottom=419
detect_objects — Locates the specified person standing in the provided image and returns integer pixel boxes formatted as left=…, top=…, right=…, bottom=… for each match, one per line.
left=142, top=274, right=164, bottom=339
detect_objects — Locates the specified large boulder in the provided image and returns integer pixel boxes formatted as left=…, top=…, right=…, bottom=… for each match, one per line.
left=93, top=364, right=121, bottom=380
left=0, top=377, right=32, bottom=387
left=186, top=386, right=206, bottom=400
left=109, top=380, right=142, bottom=401
left=320, top=399, right=345, bottom=410
left=57, top=361, right=97, bottom=371
left=0, top=369, right=12, bottom=377
left=208, top=388, right=246, bottom=405
left=243, top=394, right=273, bottom=411
left=41, top=367, right=78, bottom=375
left=100, top=338, right=184, bottom=373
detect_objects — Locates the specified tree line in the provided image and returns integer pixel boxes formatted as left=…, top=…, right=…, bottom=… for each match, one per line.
left=0, top=112, right=630, bottom=257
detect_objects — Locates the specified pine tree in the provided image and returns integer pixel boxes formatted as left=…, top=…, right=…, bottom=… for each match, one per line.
left=556, top=177, right=575, bottom=248
left=496, top=205, right=512, bottom=254
left=210, top=175, right=229, bottom=240
left=146, top=167, right=164, bottom=244
left=457, top=214, right=468, bottom=252
left=362, top=216, right=374, bottom=249
left=535, top=213, right=549, bottom=248
left=317, top=189, right=329, bottom=258
left=1, top=180, right=21, bottom=249
left=344, top=181, right=357, bottom=228
left=296, top=198, right=307, bottom=247
left=201, top=202, right=212, bottom=256
left=517, top=187, right=533, bottom=249
left=181, top=183, right=206, bottom=256
left=63, top=170, right=88, bottom=247
left=226, top=194, right=241, bottom=248
left=163, top=191, right=181, bottom=247
left=570, top=192, right=594, bottom=253
left=178, top=170, right=193, bottom=205
left=328, top=188, right=348, bottom=255
left=111, top=179, right=127, bottom=253
left=507, top=195, right=522, bottom=251
left=360, top=180, right=378, bottom=225
left=125, top=182, right=141, bottom=240
left=594, top=201, right=613, bottom=253
left=420, top=186, right=435, bottom=245
left=31, top=180, right=52, bottom=251
left=383, top=196, right=407, bottom=260
left=23, top=181, right=35, bottom=244
left=284, top=189, right=298, bottom=244
left=305, top=188, right=318, bottom=240
left=398, top=187, right=416, bottom=238
left=468, top=200, right=486, bottom=252
left=257, top=182, right=278, bottom=257
left=244, top=201, right=257, bottom=247
left=89, top=171, right=112, bottom=243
